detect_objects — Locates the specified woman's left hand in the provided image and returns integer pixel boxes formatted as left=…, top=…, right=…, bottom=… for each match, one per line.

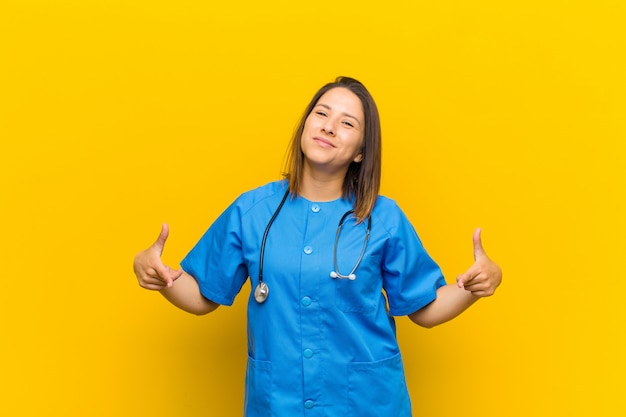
left=456, top=228, right=502, bottom=297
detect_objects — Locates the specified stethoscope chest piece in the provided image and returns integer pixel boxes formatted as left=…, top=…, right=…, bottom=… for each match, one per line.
left=254, top=281, right=269, bottom=303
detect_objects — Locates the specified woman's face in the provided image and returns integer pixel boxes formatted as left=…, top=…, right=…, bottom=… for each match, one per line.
left=301, top=87, right=365, bottom=174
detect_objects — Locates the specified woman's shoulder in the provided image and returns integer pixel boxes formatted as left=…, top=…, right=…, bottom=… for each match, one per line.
left=371, top=195, right=412, bottom=232
left=233, top=180, right=289, bottom=213
left=373, top=194, right=402, bottom=213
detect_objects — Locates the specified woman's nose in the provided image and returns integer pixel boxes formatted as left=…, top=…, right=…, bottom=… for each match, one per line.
left=322, top=120, right=336, bottom=136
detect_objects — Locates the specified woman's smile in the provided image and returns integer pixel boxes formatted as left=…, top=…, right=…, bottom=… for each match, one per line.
left=313, top=136, right=336, bottom=148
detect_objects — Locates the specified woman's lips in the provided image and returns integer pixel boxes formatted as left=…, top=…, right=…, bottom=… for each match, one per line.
left=313, top=136, right=335, bottom=148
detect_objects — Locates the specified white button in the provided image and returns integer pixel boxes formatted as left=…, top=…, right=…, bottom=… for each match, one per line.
left=303, top=246, right=313, bottom=255
left=311, top=204, right=320, bottom=213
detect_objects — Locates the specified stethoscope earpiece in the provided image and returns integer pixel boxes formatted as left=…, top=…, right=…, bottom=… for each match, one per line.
left=329, top=271, right=357, bottom=280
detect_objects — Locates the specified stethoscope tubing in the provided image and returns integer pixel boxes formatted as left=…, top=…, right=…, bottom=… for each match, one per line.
left=258, top=189, right=290, bottom=285
left=331, top=210, right=371, bottom=280
left=255, top=188, right=371, bottom=303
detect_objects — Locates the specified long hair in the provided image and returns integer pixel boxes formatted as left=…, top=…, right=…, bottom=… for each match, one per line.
left=282, top=76, right=382, bottom=222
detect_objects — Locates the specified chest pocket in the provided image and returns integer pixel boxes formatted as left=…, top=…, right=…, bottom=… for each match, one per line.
left=333, top=254, right=382, bottom=313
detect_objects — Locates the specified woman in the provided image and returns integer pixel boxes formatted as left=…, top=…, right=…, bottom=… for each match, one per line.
left=133, top=76, right=502, bottom=416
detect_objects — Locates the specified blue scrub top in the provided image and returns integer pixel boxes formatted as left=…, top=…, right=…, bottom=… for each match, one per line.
left=181, top=180, right=446, bottom=417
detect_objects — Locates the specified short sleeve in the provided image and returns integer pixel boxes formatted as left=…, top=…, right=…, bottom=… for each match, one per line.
left=180, top=201, right=248, bottom=306
left=380, top=207, right=447, bottom=317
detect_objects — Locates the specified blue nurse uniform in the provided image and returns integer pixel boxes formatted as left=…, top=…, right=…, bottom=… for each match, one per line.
left=181, top=180, right=446, bottom=417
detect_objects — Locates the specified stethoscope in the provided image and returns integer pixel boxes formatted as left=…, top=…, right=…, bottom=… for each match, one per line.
left=254, top=189, right=372, bottom=303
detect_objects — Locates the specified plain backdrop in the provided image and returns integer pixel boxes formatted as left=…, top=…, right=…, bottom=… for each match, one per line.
left=1, top=1, right=624, bottom=416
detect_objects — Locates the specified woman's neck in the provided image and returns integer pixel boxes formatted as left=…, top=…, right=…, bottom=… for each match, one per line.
left=299, top=165, right=346, bottom=202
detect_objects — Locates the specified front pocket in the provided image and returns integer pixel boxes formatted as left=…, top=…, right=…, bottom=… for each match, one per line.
left=244, top=356, right=272, bottom=416
left=346, top=353, right=412, bottom=416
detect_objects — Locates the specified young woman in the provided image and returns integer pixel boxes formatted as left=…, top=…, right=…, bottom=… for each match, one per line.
left=133, top=76, right=502, bottom=416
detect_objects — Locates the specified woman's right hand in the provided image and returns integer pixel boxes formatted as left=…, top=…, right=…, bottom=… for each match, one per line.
left=133, top=223, right=184, bottom=290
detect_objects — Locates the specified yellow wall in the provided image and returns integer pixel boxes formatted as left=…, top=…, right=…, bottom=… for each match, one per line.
left=1, top=1, right=624, bottom=416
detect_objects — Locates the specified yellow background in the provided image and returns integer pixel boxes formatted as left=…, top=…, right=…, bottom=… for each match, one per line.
left=1, top=1, right=624, bottom=416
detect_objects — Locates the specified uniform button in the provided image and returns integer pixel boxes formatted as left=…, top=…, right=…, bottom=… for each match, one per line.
left=301, top=296, right=312, bottom=306
left=303, top=246, right=313, bottom=255
left=303, top=349, right=314, bottom=359
left=304, top=400, right=315, bottom=409
left=311, top=204, right=321, bottom=213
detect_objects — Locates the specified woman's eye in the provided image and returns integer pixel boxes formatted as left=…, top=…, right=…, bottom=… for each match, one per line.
left=316, top=111, right=327, bottom=117
left=342, top=121, right=354, bottom=127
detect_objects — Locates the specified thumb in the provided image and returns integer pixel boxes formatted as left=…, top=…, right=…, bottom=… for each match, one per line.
left=473, top=227, right=487, bottom=260
left=152, top=223, right=170, bottom=255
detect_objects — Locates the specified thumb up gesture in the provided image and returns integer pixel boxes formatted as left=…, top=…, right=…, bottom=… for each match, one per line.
left=133, top=224, right=184, bottom=290
left=456, top=228, right=502, bottom=297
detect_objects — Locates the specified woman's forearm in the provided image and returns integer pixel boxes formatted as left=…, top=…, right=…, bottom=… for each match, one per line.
left=408, top=284, right=479, bottom=328
left=409, top=229, right=502, bottom=328
left=159, top=271, right=220, bottom=316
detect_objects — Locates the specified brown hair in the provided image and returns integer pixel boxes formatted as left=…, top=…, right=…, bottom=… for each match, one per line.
left=282, top=76, right=382, bottom=222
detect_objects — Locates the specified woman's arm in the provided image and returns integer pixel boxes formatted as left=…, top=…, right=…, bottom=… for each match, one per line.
left=133, top=224, right=219, bottom=316
left=159, top=271, right=219, bottom=315
left=408, top=228, right=502, bottom=328
left=408, top=284, right=478, bottom=328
